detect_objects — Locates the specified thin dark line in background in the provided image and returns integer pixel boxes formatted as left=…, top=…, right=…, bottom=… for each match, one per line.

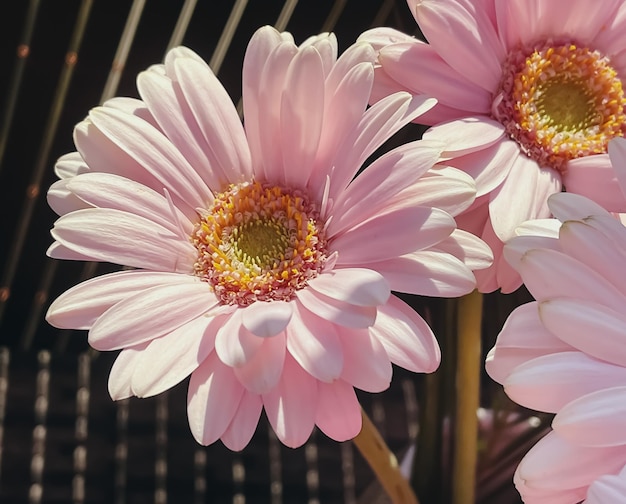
left=166, top=0, right=200, bottom=52
left=0, top=0, right=94, bottom=337
left=0, top=0, right=41, bottom=176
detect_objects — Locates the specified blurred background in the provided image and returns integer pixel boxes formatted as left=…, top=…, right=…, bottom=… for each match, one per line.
left=0, top=1, right=545, bottom=502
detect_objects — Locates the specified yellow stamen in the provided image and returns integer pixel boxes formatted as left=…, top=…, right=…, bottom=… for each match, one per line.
left=493, top=42, right=626, bottom=172
left=192, top=181, right=327, bottom=306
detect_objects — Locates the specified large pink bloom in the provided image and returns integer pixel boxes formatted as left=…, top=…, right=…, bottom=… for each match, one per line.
left=486, top=138, right=626, bottom=502
left=46, top=26, right=491, bottom=450
left=359, top=0, right=626, bottom=293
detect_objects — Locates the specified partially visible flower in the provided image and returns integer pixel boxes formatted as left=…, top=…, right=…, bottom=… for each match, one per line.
left=359, top=0, right=626, bottom=292
left=46, top=26, right=491, bottom=450
left=486, top=137, right=626, bottom=501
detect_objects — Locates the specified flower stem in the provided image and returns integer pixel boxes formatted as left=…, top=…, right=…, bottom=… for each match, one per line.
left=452, top=290, right=483, bottom=504
left=353, top=408, right=420, bottom=504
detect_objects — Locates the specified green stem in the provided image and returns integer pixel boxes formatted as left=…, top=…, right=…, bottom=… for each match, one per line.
left=353, top=408, right=420, bottom=504
left=452, top=290, right=483, bottom=504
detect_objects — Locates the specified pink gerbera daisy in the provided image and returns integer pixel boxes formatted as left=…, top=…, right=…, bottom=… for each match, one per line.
left=486, top=137, right=626, bottom=502
left=359, top=0, right=626, bottom=293
left=46, top=26, right=491, bottom=450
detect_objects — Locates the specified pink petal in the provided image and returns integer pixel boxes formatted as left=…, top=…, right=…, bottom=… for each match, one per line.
left=187, top=352, right=245, bottom=445
left=446, top=138, right=519, bottom=197
left=88, top=281, right=219, bottom=350
left=489, top=156, right=561, bottom=241
left=547, top=192, right=612, bottom=222
left=498, top=0, right=622, bottom=49
left=308, top=60, right=374, bottom=195
left=307, top=268, right=390, bottom=307
left=371, top=296, right=440, bottom=373
left=102, top=96, right=158, bottom=126
left=164, top=46, right=209, bottom=76
left=585, top=466, right=626, bottom=504
left=137, top=68, right=226, bottom=191
left=50, top=208, right=196, bottom=273
left=539, top=297, right=626, bottom=367
left=565, top=154, right=626, bottom=213
left=357, top=27, right=417, bottom=51
left=490, top=229, right=525, bottom=294
left=594, top=3, right=626, bottom=59
left=241, top=300, right=293, bottom=338
left=423, top=116, right=505, bottom=158
left=506, top=248, right=626, bottom=311
left=88, top=107, right=211, bottom=211
left=280, top=46, right=325, bottom=188
left=315, top=380, right=362, bottom=442
left=262, top=355, right=318, bottom=448
left=256, top=41, right=298, bottom=182
left=360, top=250, right=476, bottom=298
left=578, top=214, right=626, bottom=256
left=328, top=139, right=443, bottom=235
left=286, top=302, right=343, bottom=382
left=516, top=431, right=626, bottom=492
left=413, top=0, right=505, bottom=91
left=554, top=386, right=626, bottom=447
left=515, top=218, right=561, bottom=239
left=66, top=172, right=193, bottom=237
left=558, top=219, right=626, bottom=297
left=215, top=310, right=264, bottom=368
left=131, top=314, right=222, bottom=397
left=173, top=57, right=252, bottom=185
left=431, top=228, right=494, bottom=272
left=242, top=26, right=284, bottom=177
left=514, top=470, right=589, bottom=504
left=48, top=178, right=89, bottom=216
left=504, top=352, right=626, bottom=413
left=296, top=286, right=377, bottom=329
left=340, top=328, right=392, bottom=392
left=331, top=206, right=456, bottom=265
left=329, top=92, right=436, bottom=200
left=54, top=151, right=88, bottom=179
left=220, top=391, right=263, bottom=451
left=324, top=41, right=375, bottom=98
left=378, top=41, right=492, bottom=112
left=300, top=32, right=337, bottom=76
left=502, top=232, right=562, bottom=271
left=387, top=165, right=476, bottom=217
left=74, top=120, right=163, bottom=194
left=609, top=137, right=626, bottom=199
left=46, top=270, right=198, bottom=330
left=108, top=342, right=150, bottom=400
left=233, top=332, right=286, bottom=394
left=485, top=302, right=571, bottom=384
left=46, top=242, right=98, bottom=262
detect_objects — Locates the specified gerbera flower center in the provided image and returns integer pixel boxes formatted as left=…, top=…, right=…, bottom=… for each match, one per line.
left=493, top=42, right=626, bottom=172
left=192, top=181, right=327, bottom=306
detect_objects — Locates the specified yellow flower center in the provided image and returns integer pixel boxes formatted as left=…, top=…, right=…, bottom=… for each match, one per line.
left=192, top=181, right=327, bottom=305
left=493, top=42, right=626, bottom=172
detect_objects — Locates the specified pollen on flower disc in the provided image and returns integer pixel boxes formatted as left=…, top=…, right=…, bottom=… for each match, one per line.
left=493, top=41, right=626, bottom=172
left=192, top=181, right=328, bottom=306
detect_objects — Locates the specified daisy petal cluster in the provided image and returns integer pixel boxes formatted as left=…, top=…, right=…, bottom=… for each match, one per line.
left=486, top=138, right=626, bottom=502
left=46, top=26, right=491, bottom=450
left=359, top=0, right=626, bottom=293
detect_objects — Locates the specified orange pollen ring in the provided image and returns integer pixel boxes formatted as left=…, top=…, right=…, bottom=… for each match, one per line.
left=492, top=41, right=626, bottom=172
left=192, top=181, right=327, bottom=306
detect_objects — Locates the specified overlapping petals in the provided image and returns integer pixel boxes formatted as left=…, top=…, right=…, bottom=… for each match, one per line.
left=486, top=138, right=626, bottom=501
left=359, top=0, right=626, bottom=293
left=46, top=26, right=490, bottom=449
